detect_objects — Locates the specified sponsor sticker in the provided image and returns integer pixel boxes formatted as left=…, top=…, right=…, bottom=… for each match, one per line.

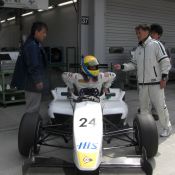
left=77, top=152, right=98, bottom=168
left=77, top=142, right=98, bottom=150
left=83, top=156, right=93, bottom=164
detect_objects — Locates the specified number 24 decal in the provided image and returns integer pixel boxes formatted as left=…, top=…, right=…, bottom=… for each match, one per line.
left=79, top=118, right=95, bottom=127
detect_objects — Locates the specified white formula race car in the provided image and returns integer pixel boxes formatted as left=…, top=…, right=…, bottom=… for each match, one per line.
left=18, top=87, right=158, bottom=175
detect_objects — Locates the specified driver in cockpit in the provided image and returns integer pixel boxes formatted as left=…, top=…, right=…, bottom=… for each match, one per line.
left=62, top=55, right=116, bottom=95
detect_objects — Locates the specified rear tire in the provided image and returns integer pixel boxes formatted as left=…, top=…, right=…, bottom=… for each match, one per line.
left=18, top=112, right=42, bottom=157
left=133, top=113, right=158, bottom=158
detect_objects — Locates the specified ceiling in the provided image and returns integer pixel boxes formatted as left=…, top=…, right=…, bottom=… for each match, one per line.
left=0, top=0, right=69, bottom=20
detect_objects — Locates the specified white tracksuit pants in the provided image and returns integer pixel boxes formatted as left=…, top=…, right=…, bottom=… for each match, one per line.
left=138, top=85, right=170, bottom=129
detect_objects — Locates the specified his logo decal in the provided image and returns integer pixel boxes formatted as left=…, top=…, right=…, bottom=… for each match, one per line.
left=83, top=157, right=93, bottom=163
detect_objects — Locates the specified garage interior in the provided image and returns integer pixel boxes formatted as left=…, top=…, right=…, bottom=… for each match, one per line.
left=0, top=0, right=175, bottom=175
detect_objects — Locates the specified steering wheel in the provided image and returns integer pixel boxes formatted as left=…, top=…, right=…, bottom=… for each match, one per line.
left=79, top=88, right=99, bottom=97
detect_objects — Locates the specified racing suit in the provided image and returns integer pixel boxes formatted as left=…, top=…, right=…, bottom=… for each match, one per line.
left=121, top=36, right=171, bottom=129
left=62, top=72, right=116, bottom=94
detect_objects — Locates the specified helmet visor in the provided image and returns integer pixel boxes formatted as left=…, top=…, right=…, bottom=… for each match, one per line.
left=84, top=59, right=99, bottom=67
left=87, top=65, right=99, bottom=70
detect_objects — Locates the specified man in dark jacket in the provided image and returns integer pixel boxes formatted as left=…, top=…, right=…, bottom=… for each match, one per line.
left=11, top=21, right=49, bottom=113
left=150, top=23, right=171, bottom=58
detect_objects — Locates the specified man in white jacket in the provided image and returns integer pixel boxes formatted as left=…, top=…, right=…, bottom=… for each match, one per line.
left=114, top=24, right=172, bottom=137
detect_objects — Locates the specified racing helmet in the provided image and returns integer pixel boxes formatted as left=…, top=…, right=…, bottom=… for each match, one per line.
left=81, top=55, right=100, bottom=77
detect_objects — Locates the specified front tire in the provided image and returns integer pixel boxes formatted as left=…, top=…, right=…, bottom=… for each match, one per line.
left=18, top=112, right=42, bottom=157
left=133, top=113, right=158, bottom=158
left=76, top=168, right=99, bottom=175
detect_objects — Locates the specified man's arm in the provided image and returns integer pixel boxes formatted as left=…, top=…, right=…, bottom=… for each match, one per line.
left=156, top=41, right=171, bottom=88
left=114, top=51, right=137, bottom=71
left=24, top=43, right=43, bottom=90
left=62, top=72, right=75, bottom=92
left=102, top=72, right=116, bottom=91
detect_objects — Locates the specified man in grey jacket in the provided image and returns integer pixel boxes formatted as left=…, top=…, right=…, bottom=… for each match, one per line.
left=114, top=24, right=172, bottom=137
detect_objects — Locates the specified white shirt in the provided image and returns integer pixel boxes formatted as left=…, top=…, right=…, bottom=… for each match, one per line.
left=62, top=72, right=116, bottom=93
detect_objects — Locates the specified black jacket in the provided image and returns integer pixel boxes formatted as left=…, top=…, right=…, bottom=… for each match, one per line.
left=11, top=36, right=49, bottom=93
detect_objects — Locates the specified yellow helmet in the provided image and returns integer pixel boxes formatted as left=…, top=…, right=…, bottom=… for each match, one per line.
left=81, top=55, right=100, bottom=77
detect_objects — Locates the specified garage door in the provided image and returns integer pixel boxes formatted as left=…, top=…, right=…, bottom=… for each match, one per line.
left=105, top=0, right=175, bottom=64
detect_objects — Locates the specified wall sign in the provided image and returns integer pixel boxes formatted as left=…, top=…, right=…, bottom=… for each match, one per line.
left=2, top=0, right=48, bottom=9
left=81, top=16, right=89, bottom=25
left=109, top=47, right=124, bottom=54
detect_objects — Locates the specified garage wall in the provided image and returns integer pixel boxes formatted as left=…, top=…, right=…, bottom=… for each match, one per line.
left=105, top=0, right=175, bottom=64
left=94, top=0, right=105, bottom=62
left=0, top=5, right=77, bottom=63
left=80, top=0, right=94, bottom=58
left=22, top=5, right=77, bottom=48
left=0, top=22, right=20, bottom=49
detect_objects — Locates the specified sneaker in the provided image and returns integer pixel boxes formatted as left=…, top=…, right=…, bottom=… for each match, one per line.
left=160, top=125, right=172, bottom=137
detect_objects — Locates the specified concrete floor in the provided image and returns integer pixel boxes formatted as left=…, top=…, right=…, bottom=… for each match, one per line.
left=0, top=82, right=175, bottom=175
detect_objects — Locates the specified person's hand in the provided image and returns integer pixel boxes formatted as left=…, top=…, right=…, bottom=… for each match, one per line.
left=160, top=80, right=167, bottom=89
left=36, top=82, right=43, bottom=90
left=103, top=88, right=109, bottom=94
left=114, top=64, right=121, bottom=71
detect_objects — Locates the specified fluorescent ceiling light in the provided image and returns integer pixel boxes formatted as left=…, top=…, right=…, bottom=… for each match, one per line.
left=7, top=17, right=15, bottom=21
left=48, top=5, right=53, bottom=9
left=38, top=6, right=53, bottom=12
left=38, top=9, right=44, bottom=12
left=58, top=0, right=77, bottom=7
left=21, top=11, right=33, bottom=17
left=0, top=20, right=6, bottom=23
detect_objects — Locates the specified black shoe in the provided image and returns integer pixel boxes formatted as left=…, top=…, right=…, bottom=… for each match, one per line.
left=152, top=114, right=159, bottom=121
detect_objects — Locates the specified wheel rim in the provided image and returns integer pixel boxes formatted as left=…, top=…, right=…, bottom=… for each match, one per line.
left=34, top=120, right=42, bottom=154
left=133, top=121, right=141, bottom=154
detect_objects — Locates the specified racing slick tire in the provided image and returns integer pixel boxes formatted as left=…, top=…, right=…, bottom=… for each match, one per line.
left=133, top=113, right=158, bottom=158
left=18, top=112, right=42, bottom=157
